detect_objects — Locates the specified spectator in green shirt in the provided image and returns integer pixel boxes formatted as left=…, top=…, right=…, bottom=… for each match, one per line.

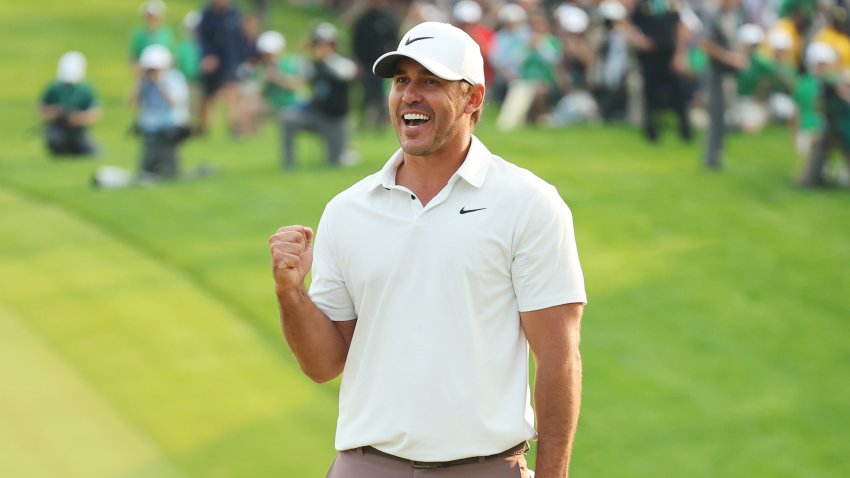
left=176, top=10, right=202, bottom=131
left=798, top=41, right=850, bottom=188
left=176, top=10, right=201, bottom=83
left=735, top=23, right=772, bottom=133
left=39, top=51, right=100, bottom=157
left=522, top=12, right=563, bottom=123
left=129, top=1, right=174, bottom=71
left=255, top=30, right=305, bottom=115
left=736, top=24, right=774, bottom=98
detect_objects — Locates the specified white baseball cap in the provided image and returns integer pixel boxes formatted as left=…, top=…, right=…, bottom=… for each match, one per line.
left=806, top=41, right=837, bottom=66
left=312, top=22, right=338, bottom=44
left=599, top=0, right=627, bottom=21
left=768, top=29, right=792, bottom=51
left=139, top=44, right=172, bottom=69
left=257, top=30, right=285, bottom=54
left=737, top=23, right=764, bottom=45
left=556, top=4, right=589, bottom=34
left=453, top=0, right=483, bottom=23
left=373, top=21, right=485, bottom=85
left=183, top=10, right=201, bottom=30
left=498, top=4, right=527, bottom=24
left=140, top=0, right=166, bottom=16
left=57, top=51, right=86, bottom=83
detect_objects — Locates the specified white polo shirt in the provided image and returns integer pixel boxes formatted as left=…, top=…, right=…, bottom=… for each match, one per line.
left=309, top=135, right=586, bottom=461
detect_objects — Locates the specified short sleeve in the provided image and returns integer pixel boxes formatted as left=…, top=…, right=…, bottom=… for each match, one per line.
left=511, top=185, right=586, bottom=312
left=309, top=206, right=357, bottom=322
left=80, top=85, right=98, bottom=109
left=41, top=83, right=59, bottom=106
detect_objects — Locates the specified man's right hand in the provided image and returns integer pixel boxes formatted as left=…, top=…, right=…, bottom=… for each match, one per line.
left=269, top=225, right=314, bottom=294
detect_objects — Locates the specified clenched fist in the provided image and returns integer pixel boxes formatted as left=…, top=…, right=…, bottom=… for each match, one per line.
left=269, top=225, right=314, bottom=294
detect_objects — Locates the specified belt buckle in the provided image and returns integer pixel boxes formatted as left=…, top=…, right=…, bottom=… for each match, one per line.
left=410, top=460, right=442, bottom=470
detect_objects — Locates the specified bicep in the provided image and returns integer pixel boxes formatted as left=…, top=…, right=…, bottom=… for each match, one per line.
left=521, top=303, right=583, bottom=363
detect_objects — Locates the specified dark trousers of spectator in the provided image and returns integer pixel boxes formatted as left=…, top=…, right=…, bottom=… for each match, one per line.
left=140, top=129, right=181, bottom=179
left=360, top=73, right=387, bottom=129
left=281, top=107, right=347, bottom=169
left=639, top=55, right=692, bottom=143
left=703, top=66, right=727, bottom=169
left=45, top=122, right=97, bottom=156
left=593, top=84, right=628, bottom=122
left=800, top=126, right=850, bottom=188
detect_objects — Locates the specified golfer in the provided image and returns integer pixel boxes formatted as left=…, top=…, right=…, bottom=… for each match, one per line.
left=270, top=22, right=586, bottom=478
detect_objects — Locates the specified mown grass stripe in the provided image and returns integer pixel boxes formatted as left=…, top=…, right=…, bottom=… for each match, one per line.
left=0, top=185, right=337, bottom=475
left=0, top=303, right=185, bottom=478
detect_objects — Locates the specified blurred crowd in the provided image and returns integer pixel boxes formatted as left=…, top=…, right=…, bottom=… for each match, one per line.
left=37, top=0, right=850, bottom=188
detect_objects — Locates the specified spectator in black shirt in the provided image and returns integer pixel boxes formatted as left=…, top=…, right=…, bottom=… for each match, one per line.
left=625, top=0, right=693, bottom=143
left=281, top=23, right=358, bottom=169
left=351, top=0, right=399, bottom=130
left=197, top=0, right=247, bottom=135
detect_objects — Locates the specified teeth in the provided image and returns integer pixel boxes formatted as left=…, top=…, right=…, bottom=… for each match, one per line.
left=403, top=113, right=430, bottom=121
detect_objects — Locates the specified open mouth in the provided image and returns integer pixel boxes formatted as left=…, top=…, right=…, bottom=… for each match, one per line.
left=403, top=113, right=431, bottom=128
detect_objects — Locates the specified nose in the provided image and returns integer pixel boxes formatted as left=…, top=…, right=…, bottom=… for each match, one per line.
left=400, top=82, right=422, bottom=104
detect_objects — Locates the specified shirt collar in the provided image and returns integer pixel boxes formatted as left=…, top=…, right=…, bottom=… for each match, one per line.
left=368, top=135, right=492, bottom=190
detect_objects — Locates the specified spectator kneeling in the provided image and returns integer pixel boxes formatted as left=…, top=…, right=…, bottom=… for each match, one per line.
left=39, top=51, right=101, bottom=157
left=133, top=45, right=191, bottom=181
left=281, top=23, right=357, bottom=169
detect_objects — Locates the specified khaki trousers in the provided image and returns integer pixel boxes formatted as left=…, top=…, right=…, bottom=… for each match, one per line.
left=325, top=448, right=531, bottom=478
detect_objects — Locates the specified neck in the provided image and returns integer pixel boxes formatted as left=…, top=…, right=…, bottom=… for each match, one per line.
left=396, top=134, right=473, bottom=206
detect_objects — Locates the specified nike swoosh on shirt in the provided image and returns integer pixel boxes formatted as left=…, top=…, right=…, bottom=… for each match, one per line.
left=459, top=207, right=487, bottom=215
left=404, top=36, right=434, bottom=46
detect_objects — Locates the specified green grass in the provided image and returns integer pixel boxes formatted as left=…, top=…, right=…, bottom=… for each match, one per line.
left=2, top=1, right=850, bottom=477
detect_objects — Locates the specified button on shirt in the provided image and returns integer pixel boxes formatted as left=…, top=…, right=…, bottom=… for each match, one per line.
left=309, top=136, right=586, bottom=461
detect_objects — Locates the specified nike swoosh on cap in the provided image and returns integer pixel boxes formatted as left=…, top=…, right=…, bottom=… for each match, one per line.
left=404, top=36, right=435, bottom=46
left=459, top=207, right=486, bottom=214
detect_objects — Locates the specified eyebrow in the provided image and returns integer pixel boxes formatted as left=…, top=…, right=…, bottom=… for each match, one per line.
left=393, top=64, right=438, bottom=77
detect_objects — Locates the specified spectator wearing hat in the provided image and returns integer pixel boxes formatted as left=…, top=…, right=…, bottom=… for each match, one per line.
left=591, top=0, right=632, bottom=122
left=129, top=1, right=174, bottom=71
left=452, top=0, right=496, bottom=86
left=540, top=4, right=602, bottom=128
left=132, top=44, right=190, bottom=180
left=763, top=28, right=799, bottom=122
left=735, top=23, right=773, bottom=133
left=176, top=10, right=203, bottom=131
left=761, top=0, right=815, bottom=68
left=556, top=4, right=594, bottom=94
left=255, top=31, right=305, bottom=118
left=39, top=51, right=101, bottom=157
left=350, top=0, right=399, bottom=130
left=521, top=12, right=565, bottom=123
left=735, top=23, right=769, bottom=96
left=701, top=0, right=748, bottom=170
left=281, top=23, right=357, bottom=169
left=812, top=4, right=850, bottom=74
left=490, top=3, right=532, bottom=103
left=624, top=0, right=694, bottom=143
left=197, top=0, right=247, bottom=135
left=798, top=41, right=850, bottom=187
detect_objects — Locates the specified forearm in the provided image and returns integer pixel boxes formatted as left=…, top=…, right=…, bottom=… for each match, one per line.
left=40, top=105, right=63, bottom=121
left=533, top=350, right=582, bottom=478
left=277, top=286, right=349, bottom=383
left=65, top=108, right=100, bottom=127
left=623, top=24, right=653, bottom=51
left=702, top=41, right=744, bottom=70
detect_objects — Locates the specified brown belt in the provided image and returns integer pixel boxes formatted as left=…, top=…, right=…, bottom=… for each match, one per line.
left=356, top=442, right=528, bottom=470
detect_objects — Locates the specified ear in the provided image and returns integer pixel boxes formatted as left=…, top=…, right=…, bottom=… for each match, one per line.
left=464, top=83, right=486, bottom=115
